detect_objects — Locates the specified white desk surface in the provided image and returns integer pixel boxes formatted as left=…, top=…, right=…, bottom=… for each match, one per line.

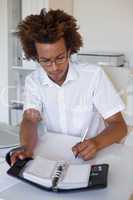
left=0, top=144, right=133, bottom=200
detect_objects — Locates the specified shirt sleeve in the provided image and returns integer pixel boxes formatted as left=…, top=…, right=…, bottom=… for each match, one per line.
left=23, top=75, right=43, bottom=114
left=93, top=67, right=125, bottom=119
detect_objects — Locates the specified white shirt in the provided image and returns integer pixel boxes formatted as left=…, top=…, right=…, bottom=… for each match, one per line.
left=23, top=61, right=125, bottom=138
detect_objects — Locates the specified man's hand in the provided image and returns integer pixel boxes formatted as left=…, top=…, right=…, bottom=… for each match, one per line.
left=72, top=139, right=97, bottom=161
left=10, top=108, right=41, bottom=166
left=10, top=148, right=33, bottom=166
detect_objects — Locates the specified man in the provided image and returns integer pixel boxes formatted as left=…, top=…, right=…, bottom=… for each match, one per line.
left=11, top=9, right=127, bottom=165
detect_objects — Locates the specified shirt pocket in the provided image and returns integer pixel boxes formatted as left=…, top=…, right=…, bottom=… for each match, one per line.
left=69, top=105, right=94, bottom=135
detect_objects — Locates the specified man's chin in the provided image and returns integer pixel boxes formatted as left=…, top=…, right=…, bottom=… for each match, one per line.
left=50, top=74, right=59, bottom=79
left=48, top=70, right=67, bottom=84
left=48, top=74, right=61, bottom=82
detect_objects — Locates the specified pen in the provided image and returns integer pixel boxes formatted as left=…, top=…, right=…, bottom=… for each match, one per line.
left=81, top=127, right=88, bottom=142
left=75, top=127, right=88, bottom=158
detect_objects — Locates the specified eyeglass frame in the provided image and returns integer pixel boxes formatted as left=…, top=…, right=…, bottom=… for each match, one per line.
left=38, top=51, right=69, bottom=67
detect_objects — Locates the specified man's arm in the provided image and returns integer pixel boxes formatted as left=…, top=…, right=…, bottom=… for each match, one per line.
left=72, top=112, right=127, bottom=160
left=92, top=112, right=127, bottom=149
left=11, top=109, right=41, bottom=165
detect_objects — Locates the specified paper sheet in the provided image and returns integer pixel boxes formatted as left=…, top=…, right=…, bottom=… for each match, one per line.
left=35, top=132, right=83, bottom=164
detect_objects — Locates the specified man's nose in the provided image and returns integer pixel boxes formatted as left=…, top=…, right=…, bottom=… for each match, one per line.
left=51, top=62, right=58, bottom=71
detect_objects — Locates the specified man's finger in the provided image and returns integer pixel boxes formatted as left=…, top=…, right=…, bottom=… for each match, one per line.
left=83, top=148, right=96, bottom=160
left=72, top=146, right=79, bottom=157
left=72, top=142, right=88, bottom=158
left=10, top=151, right=28, bottom=166
left=11, top=152, right=20, bottom=166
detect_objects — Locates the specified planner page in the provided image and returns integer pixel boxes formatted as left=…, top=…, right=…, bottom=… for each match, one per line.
left=23, top=156, right=57, bottom=188
left=58, top=163, right=91, bottom=189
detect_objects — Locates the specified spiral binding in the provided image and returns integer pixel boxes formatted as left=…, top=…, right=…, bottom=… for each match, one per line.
left=52, top=161, right=67, bottom=191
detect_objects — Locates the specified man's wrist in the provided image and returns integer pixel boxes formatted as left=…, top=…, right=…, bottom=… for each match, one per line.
left=9, top=145, right=27, bottom=156
left=90, top=137, right=99, bottom=152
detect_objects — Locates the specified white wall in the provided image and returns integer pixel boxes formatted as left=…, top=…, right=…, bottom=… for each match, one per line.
left=74, top=0, right=133, bottom=67
left=0, top=0, right=9, bottom=123
left=22, top=0, right=48, bottom=18
left=22, top=0, right=73, bottom=18
left=49, top=0, right=73, bottom=14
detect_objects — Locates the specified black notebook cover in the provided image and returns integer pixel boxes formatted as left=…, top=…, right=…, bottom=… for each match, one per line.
left=7, top=157, right=109, bottom=192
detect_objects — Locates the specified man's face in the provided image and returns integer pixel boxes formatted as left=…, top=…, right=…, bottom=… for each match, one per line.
left=36, top=38, right=70, bottom=85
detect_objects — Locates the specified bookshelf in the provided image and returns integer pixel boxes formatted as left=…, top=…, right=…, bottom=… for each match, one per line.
left=8, top=0, right=48, bottom=125
left=8, top=0, right=22, bottom=125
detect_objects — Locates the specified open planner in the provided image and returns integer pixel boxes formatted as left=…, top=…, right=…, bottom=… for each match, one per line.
left=6, top=132, right=109, bottom=192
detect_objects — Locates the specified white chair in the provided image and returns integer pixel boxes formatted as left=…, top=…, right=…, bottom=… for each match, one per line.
left=102, top=66, right=133, bottom=145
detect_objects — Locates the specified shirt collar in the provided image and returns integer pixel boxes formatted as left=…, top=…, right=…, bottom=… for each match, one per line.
left=63, top=61, right=78, bottom=85
left=39, top=61, right=78, bottom=87
left=39, top=67, right=53, bottom=87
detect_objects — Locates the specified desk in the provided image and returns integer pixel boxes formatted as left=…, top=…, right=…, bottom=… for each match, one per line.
left=0, top=144, right=133, bottom=200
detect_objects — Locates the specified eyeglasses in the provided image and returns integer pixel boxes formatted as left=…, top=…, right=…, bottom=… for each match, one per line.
left=39, top=53, right=68, bottom=67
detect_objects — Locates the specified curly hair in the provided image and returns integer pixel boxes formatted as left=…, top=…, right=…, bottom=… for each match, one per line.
left=17, top=9, right=83, bottom=61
